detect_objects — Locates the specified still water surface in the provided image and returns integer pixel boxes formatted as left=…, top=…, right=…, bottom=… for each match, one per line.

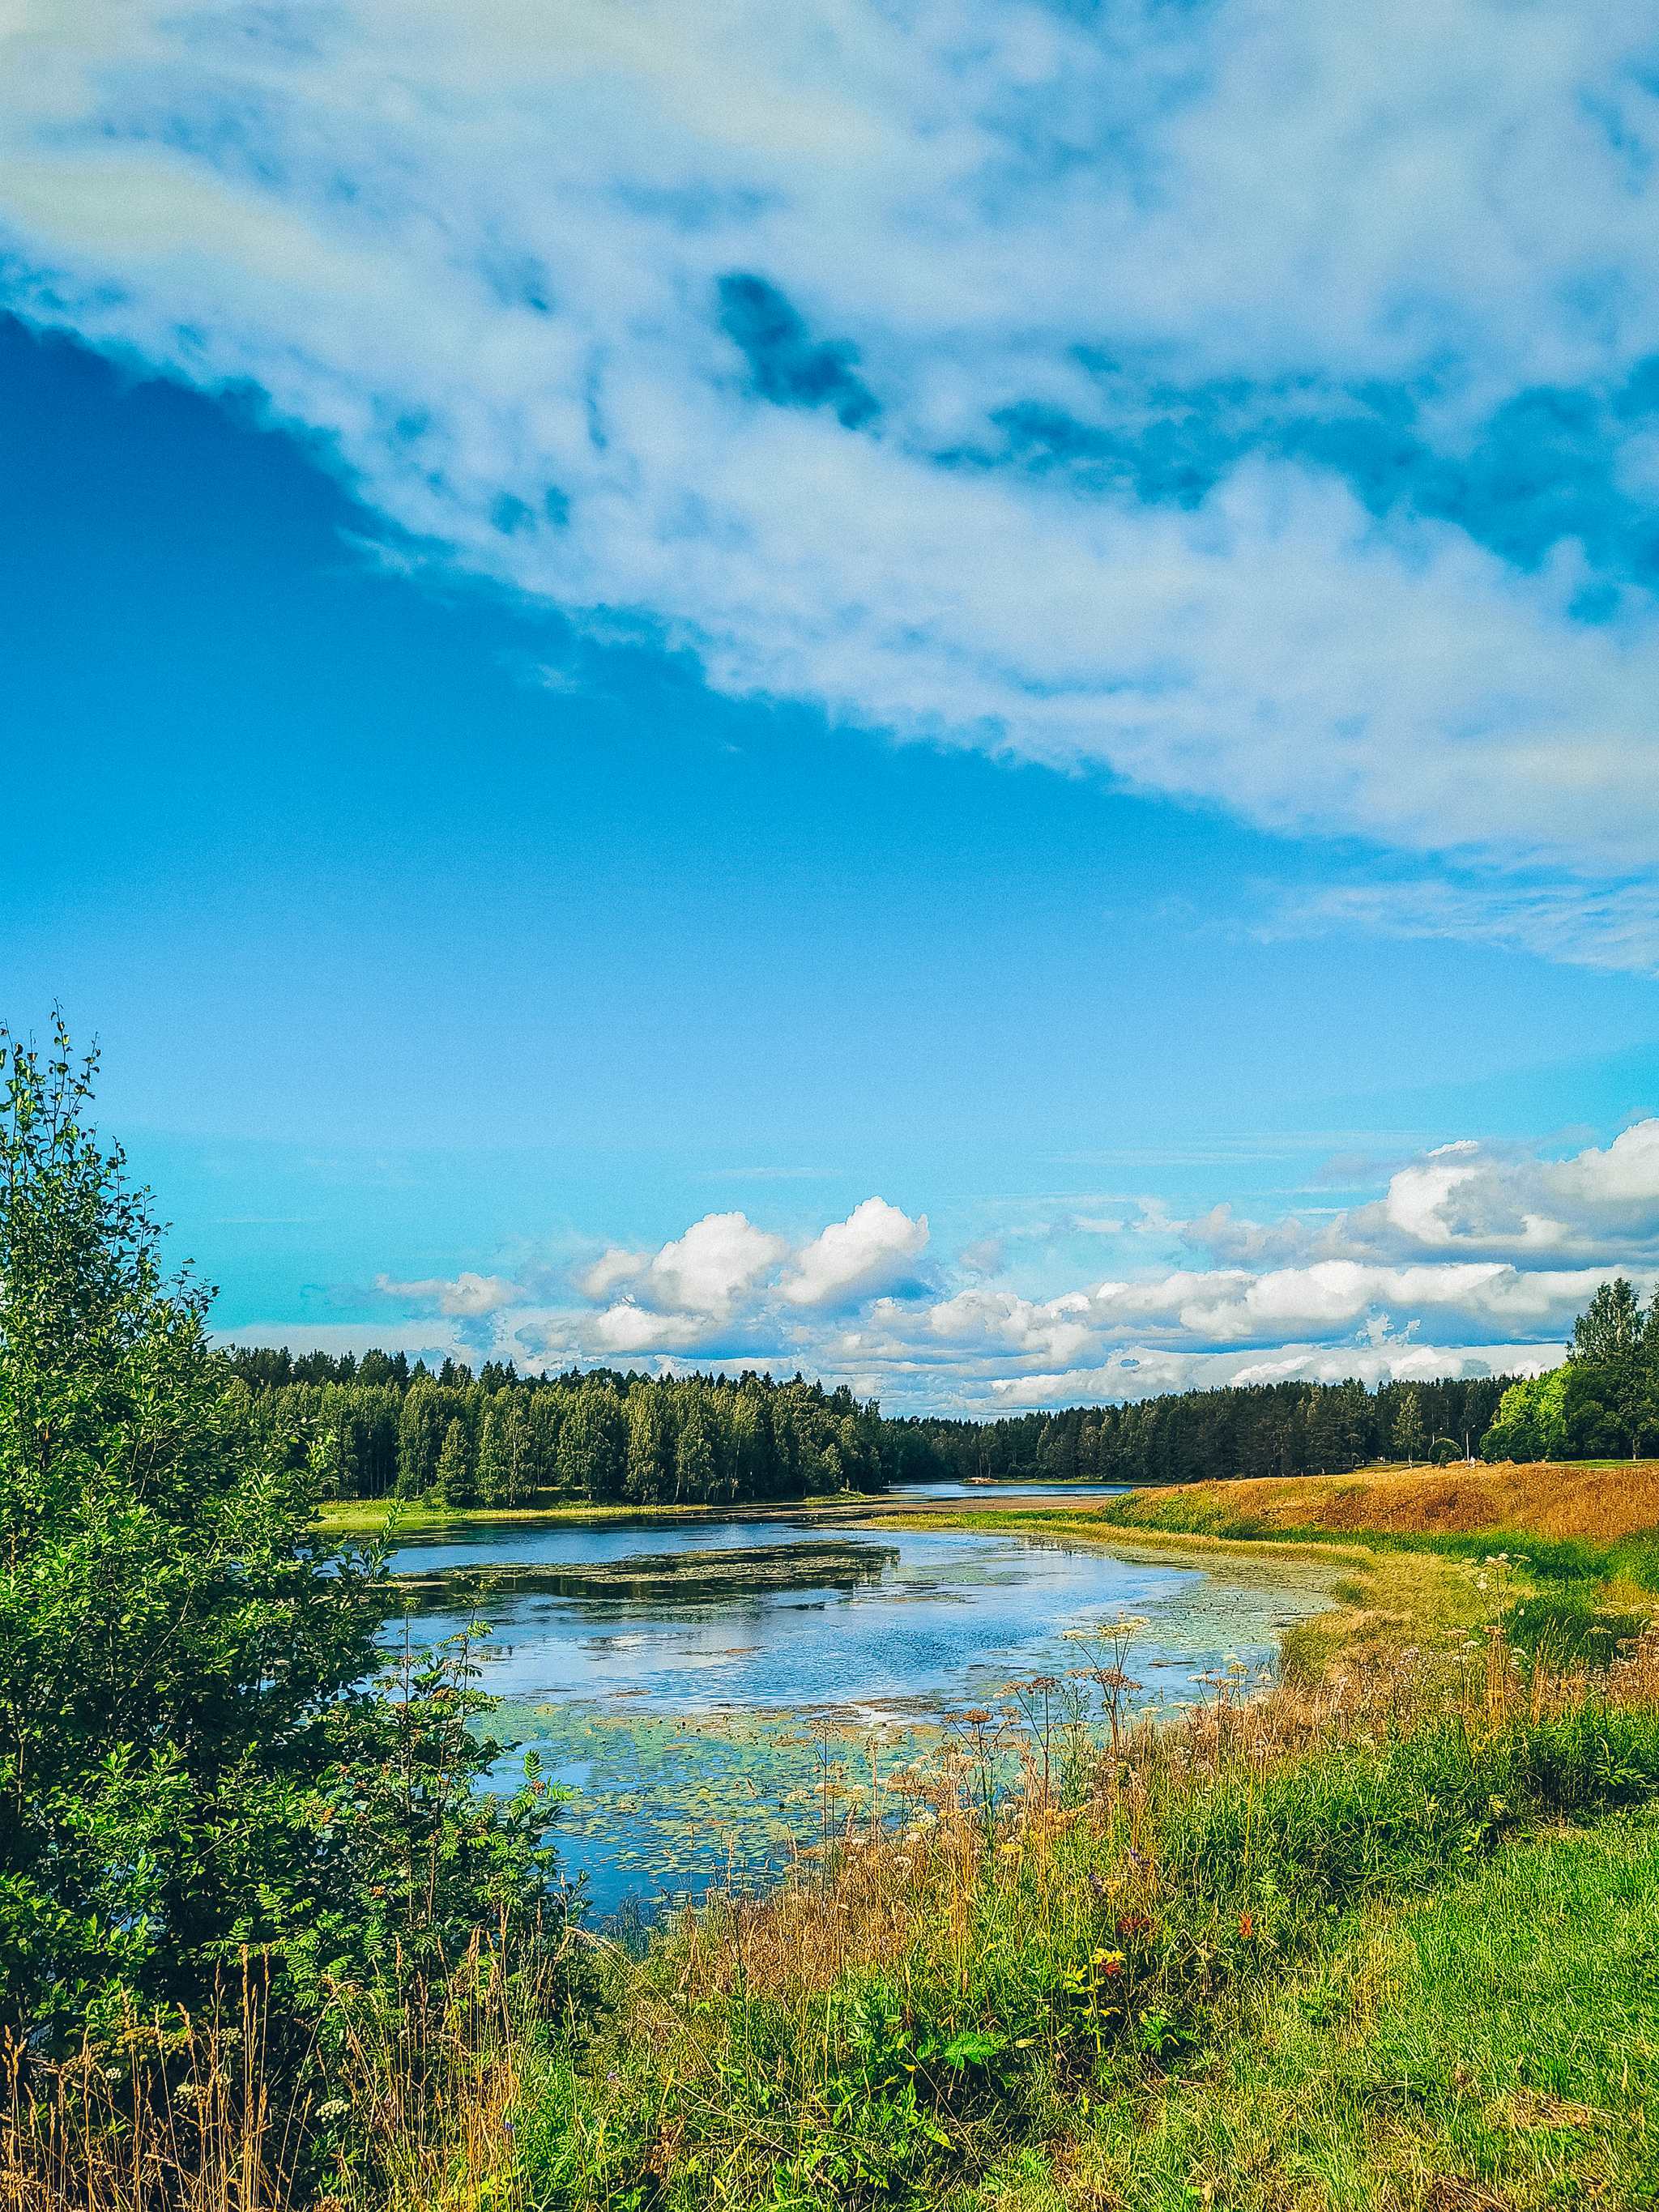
left=389, top=1516, right=1331, bottom=1912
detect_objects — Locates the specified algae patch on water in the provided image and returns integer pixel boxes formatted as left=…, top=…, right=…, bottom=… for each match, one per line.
left=394, top=1537, right=898, bottom=1611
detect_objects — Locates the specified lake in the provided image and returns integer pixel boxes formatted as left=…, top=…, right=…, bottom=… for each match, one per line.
left=388, top=1514, right=1334, bottom=1915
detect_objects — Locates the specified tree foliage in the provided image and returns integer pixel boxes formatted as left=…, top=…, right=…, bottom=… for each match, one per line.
left=0, top=1019, right=558, bottom=2074
left=1482, top=1278, right=1659, bottom=1461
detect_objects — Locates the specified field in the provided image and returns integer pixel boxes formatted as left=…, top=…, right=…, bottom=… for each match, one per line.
left=1091, top=1460, right=1659, bottom=1544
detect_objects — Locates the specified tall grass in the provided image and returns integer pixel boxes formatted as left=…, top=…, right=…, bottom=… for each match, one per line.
left=0, top=1923, right=591, bottom=2212
left=508, top=1626, right=1659, bottom=2209
left=11, top=1628, right=1659, bottom=2211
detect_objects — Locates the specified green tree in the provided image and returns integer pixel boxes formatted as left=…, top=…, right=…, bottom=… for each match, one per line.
left=675, top=1389, right=719, bottom=1503
left=499, top=1395, right=531, bottom=1505
left=1565, top=1278, right=1657, bottom=1458
left=730, top=1384, right=775, bottom=1498
left=556, top=1379, right=626, bottom=1497
left=1308, top=1389, right=1346, bottom=1474
left=433, top=1415, right=475, bottom=1507
left=476, top=1399, right=505, bottom=1505
left=0, top=1020, right=557, bottom=2070
left=625, top=1384, right=674, bottom=1504
left=397, top=1380, right=446, bottom=1496
left=1392, top=1388, right=1426, bottom=1467
left=523, top=1389, right=561, bottom=1491
left=1571, top=1277, right=1645, bottom=1365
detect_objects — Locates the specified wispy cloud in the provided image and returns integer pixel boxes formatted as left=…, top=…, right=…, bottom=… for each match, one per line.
left=4, top=2, right=1659, bottom=959
left=373, top=1271, right=527, bottom=1317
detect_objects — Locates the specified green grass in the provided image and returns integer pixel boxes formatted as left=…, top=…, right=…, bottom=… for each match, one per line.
left=1081, top=1814, right=1659, bottom=2212
left=490, top=1701, right=1659, bottom=2211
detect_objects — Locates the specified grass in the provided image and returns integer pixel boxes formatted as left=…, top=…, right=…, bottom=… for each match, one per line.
left=1086, top=1462, right=1659, bottom=1549
left=16, top=1646, right=1659, bottom=2211
left=476, top=1630, right=1659, bottom=2211
left=1075, top=1813, right=1659, bottom=2212
left=314, top=1492, right=876, bottom=1536
left=19, top=1491, right=1659, bottom=2211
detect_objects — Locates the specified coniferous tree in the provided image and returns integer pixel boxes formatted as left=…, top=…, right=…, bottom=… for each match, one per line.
left=434, top=1417, right=474, bottom=1507
left=500, top=1396, right=531, bottom=1505
left=1392, top=1389, right=1426, bottom=1468
left=476, top=1400, right=505, bottom=1505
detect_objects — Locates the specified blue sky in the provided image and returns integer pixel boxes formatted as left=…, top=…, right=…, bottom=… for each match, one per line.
left=2, top=1, right=1658, bottom=1412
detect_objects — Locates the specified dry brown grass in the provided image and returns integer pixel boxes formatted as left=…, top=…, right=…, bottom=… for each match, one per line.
left=0, top=1928, right=561, bottom=2212
left=1120, top=1460, right=1659, bottom=1541
left=0, top=1963, right=309, bottom=2212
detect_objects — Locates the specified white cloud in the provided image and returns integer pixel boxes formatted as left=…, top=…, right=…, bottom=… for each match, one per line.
left=1338, top=1121, right=1659, bottom=1264
left=1260, top=874, right=1659, bottom=979
left=580, top=1211, right=789, bottom=1320
left=3, top=2, right=1659, bottom=956
left=957, top=1235, right=1004, bottom=1277
left=778, top=1196, right=931, bottom=1308
left=373, top=1270, right=526, bottom=1316
left=306, top=1127, right=1659, bottom=1409
left=987, top=1340, right=1567, bottom=1407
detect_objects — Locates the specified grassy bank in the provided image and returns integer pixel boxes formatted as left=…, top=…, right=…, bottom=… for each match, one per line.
left=1090, top=1460, right=1659, bottom=1548
left=18, top=1639, right=1659, bottom=2209
left=19, top=1496, right=1659, bottom=2210
left=458, top=1630, right=1659, bottom=2211
left=314, top=1490, right=879, bottom=1536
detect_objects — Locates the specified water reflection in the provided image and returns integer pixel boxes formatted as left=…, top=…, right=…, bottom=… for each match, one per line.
left=386, top=1518, right=1331, bottom=1912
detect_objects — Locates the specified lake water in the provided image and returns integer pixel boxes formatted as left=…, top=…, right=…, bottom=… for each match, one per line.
left=388, top=1515, right=1333, bottom=1914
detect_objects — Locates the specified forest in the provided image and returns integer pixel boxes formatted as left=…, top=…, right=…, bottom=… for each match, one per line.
left=224, top=1349, right=1574, bottom=1507
left=889, top=1370, right=1516, bottom=1489
left=227, top=1352, right=892, bottom=1506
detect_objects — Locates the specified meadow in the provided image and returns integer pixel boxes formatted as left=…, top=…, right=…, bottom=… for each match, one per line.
left=15, top=1478, right=1659, bottom=2212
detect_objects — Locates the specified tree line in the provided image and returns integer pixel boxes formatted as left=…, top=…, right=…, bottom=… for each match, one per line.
left=1481, top=1278, right=1659, bottom=1462
left=228, top=1352, right=1541, bottom=1504
left=886, top=1371, right=1516, bottom=1489
left=230, top=1274, right=1659, bottom=1507
left=226, top=1351, right=891, bottom=1506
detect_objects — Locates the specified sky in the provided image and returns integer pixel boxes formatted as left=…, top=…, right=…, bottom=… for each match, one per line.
left=2, top=0, right=1658, bottom=1413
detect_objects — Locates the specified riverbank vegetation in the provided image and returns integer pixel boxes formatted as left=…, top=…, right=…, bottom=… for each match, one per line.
left=0, top=1022, right=575, bottom=2207
left=10, top=1023, right=1659, bottom=2210
left=27, top=1600, right=1653, bottom=2211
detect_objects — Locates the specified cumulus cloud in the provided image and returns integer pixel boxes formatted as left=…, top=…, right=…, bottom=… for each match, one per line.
left=1335, top=1121, right=1659, bottom=1264
left=329, top=1127, right=1659, bottom=1410
left=547, top=1198, right=930, bottom=1359
left=373, top=1270, right=526, bottom=1317
left=778, top=1197, right=931, bottom=1308
left=578, top=1212, right=789, bottom=1320
left=4, top=1, right=1659, bottom=958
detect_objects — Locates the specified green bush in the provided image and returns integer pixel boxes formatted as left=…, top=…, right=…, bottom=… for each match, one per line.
left=0, top=1021, right=562, bottom=2089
